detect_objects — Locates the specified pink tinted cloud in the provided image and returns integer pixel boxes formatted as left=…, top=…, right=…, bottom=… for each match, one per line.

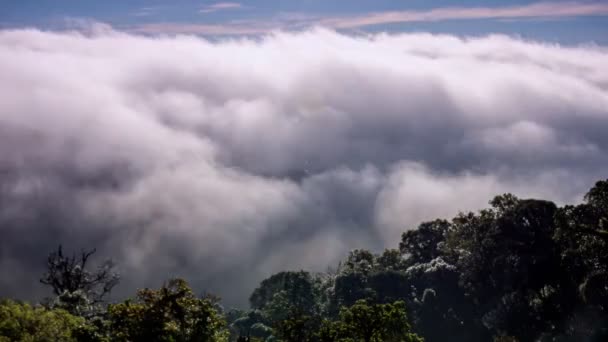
left=200, top=2, right=244, bottom=14
left=134, top=1, right=608, bottom=35
left=321, top=2, right=608, bottom=29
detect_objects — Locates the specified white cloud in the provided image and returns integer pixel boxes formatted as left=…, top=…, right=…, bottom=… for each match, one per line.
left=375, top=162, right=586, bottom=246
left=0, top=27, right=606, bottom=305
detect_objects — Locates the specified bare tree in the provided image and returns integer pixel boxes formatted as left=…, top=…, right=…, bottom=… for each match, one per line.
left=40, top=245, right=119, bottom=305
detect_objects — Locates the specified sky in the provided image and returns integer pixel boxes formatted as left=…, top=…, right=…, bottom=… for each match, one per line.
left=1, top=0, right=608, bottom=43
left=0, top=1, right=607, bottom=307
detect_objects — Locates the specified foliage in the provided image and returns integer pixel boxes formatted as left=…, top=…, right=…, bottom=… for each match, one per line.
left=247, top=271, right=323, bottom=341
left=335, top=300, right=422, bottom=342
left=318, top=180, right=608, bottom=341
left=108, top=278, right=228, bottom=342
left=400, top=220, right=450, bottom=265
left=250, top=271, right=318, bottom=314
left=0, top=299, right=84, bottom=342
left=7, top=179, right=608, bottom=342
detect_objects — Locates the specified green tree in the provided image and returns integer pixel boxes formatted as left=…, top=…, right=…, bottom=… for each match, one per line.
left=0, top=299, right=84, bottom=342
left=250, top=271, right=318, bottom=314
left=265, top=291, right=322, bottom=341
left=250, top=271, right=322, bottom=341
left=321, top=300, right=422, bottom=342
left=108, top=278, right=228, bottom=342
left=400, top=220, right=450, bottom=265
left=229, top=309, right=272, bottom=341
left=553, top=180, right=608, bottom=339
left=329, top=250, right=379, bottom=316
left=376, top=249, right=407, bottom=272
left=448, top=197, right=566, bottom=340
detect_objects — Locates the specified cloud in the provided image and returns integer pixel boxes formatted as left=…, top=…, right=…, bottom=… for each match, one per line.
left=200, top=2, right=244, bottom=14
left=133, top=1, right=608, bottom=35
left=375, top=163, right=588, bottom=246
left=0, top=27, right=606, bottom=306
left=133, top=22, right=271, bottom=35
left=133, top=6, right=163, bottom=17
left=321, top=1, right=608, bottom=29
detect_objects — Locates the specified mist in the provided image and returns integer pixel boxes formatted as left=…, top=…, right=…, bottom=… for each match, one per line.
left=0, top=27, right=607, bottom=306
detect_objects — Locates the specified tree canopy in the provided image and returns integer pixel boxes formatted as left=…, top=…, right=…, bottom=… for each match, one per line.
left=2, top=179, right=608, bottom=341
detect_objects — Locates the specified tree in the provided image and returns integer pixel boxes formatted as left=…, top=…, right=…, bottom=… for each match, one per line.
left=328, top=250, right=379, bottom=316
left=376, top=249, right=407, bottom=271
left=250, top=271, right=318, bottom=313
left=341, top=250, right=377, bottom=276
left=264, top=290, right=323, bottom=342
left=228, top=309, right=272, bottom=341
left=400, top=220, right=450, bottom=265
left=404, top=257, right=485, bottom=341
left=250, top=271, right=321, bottom=341
left=326, top=300, right=422, bottom=342
left=40, top=245, right=119, bottom=316
left=108, top=278, right=228, bottom=342
left=331, top=271, right=375, bottom=315
left=6, top=179, right=608, bottom=342
left=0, top=299, right=84, bottom=342
left=553, top=180, right=608, bottom=339
left=448, top=197, right=566, bottom=340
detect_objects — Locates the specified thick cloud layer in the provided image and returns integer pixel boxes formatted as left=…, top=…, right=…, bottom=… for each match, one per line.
left=0, top=27, right=607, bottom=306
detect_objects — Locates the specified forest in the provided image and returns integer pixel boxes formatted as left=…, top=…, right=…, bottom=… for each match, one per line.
left=1, top=179, right=607, bottom=342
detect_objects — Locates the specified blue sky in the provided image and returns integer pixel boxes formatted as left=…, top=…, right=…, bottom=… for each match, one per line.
left=1, top=0, right=608, bottom=43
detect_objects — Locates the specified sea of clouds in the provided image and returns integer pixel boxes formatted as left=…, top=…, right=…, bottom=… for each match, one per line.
left=0, top=27, right=607, bottom=306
